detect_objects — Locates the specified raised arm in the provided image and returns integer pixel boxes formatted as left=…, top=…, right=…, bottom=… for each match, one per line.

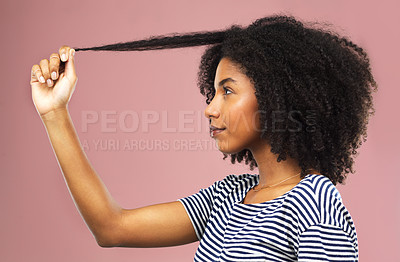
left=30, top=46, right=198, bottom=248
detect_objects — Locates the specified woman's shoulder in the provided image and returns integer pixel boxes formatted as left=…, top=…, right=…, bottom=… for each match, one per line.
left=223, top=173, right=258, bottom=181
left=218, top=173, right=258, bottom=188
left=299, top=174, right=343, bottom=201
left=204, top=173, right=258, bottom=194
left=292, top=174, right=356, bottom=235
left=292, top=174, right=345, bottom=213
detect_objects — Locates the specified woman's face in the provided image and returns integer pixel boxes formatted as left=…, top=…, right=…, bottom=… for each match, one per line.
left=204, top=57, right=263, bottom=154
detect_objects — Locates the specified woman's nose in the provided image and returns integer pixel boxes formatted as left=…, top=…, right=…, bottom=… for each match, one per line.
left=204, top=102, right=220, bottom=120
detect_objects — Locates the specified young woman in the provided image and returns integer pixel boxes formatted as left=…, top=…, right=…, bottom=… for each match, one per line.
left=30, top=15, right=377, bottom=261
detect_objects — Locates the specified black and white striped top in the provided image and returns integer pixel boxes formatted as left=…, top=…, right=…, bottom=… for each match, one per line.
left=178, top=173, right=358, bottom=261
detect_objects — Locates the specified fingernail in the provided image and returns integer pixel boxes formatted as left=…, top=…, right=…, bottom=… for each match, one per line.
left=51, top=72, right=57, bottom=80
left=40, top=76, right=45, bottom=83
left=61, top=54, right=66, bottom=61
left=47, top=79, right=53, bottom=86
left=71, top=49, right=75, bottom=57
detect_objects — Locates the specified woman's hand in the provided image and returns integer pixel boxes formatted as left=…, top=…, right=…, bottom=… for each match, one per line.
left=30, top=45, right=77, bottom=119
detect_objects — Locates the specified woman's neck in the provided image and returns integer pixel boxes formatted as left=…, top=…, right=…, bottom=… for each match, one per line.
left=249, top=141, right=319, bottom=187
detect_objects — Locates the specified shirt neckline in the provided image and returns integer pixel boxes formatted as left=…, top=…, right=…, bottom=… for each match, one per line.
left=236, top=174, right=315, bottom=206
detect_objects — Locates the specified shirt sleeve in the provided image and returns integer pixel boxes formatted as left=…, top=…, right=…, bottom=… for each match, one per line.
left=177, top=180, right=220, bottom=241
left=297, top=223, right=359, bottom=262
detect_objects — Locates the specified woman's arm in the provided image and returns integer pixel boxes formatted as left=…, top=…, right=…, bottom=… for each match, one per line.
left=41, top=108, right=121, bottom=246
left=32, top=46, right=198, bottom=248
left=41, top=108, right=198, bottom=247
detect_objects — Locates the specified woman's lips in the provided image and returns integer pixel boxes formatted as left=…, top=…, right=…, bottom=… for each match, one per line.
left=210, top=128, right=226, bottom=138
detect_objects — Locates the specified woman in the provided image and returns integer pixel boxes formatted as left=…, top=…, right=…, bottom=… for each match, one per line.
left=30, top=15, right=377, bottom=261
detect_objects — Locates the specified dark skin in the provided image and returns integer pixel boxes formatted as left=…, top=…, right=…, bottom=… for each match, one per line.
left=205, top=57, right=321, bottom=204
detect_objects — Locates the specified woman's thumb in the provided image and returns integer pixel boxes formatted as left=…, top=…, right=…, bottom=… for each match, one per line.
left=64, top=48, right=76, bottom=78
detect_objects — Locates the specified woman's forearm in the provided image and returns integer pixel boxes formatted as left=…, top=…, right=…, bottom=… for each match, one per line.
left=41, top=107, right=122, bottom=246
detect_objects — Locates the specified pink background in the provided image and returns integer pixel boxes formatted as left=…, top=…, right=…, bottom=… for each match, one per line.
left=1, top=0, right=399, bottom=261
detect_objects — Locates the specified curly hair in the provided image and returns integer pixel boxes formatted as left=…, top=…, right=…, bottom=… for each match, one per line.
left=73, top=14, right=378, bottom=185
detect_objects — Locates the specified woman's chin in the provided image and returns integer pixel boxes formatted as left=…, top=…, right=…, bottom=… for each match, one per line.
left=215, top=141, right=243, bottom=155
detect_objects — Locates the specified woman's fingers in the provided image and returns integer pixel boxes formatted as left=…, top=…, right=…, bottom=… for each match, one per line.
left=39, top=58, right=53, bottom=87
left=30, top=45, right=77, bottom=117
left=30, top=46, right=73, bottom=88
left=31, top=64, right=45, bottom=84
left=59, top=45, right=71, bottom=62
left=49, top=53, right=60, bottom=81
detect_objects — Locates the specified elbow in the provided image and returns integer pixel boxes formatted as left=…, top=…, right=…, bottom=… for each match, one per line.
left=94, top=224, right=121, bottom=248
left=95, top=210, right=124, bottom=248
left=96, top=233, right=119, bottom=248
left=97, top=239, right=115, bottom=248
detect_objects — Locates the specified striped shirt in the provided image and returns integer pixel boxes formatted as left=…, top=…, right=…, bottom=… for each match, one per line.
left=178, top=173, right=358, bottom=261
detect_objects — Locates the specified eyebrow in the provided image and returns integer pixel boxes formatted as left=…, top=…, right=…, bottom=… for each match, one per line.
left=215, top=77, right=237, bottom=89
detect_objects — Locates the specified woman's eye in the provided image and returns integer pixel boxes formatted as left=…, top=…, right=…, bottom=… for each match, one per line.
left=223, top=87, right=232, bottom=95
